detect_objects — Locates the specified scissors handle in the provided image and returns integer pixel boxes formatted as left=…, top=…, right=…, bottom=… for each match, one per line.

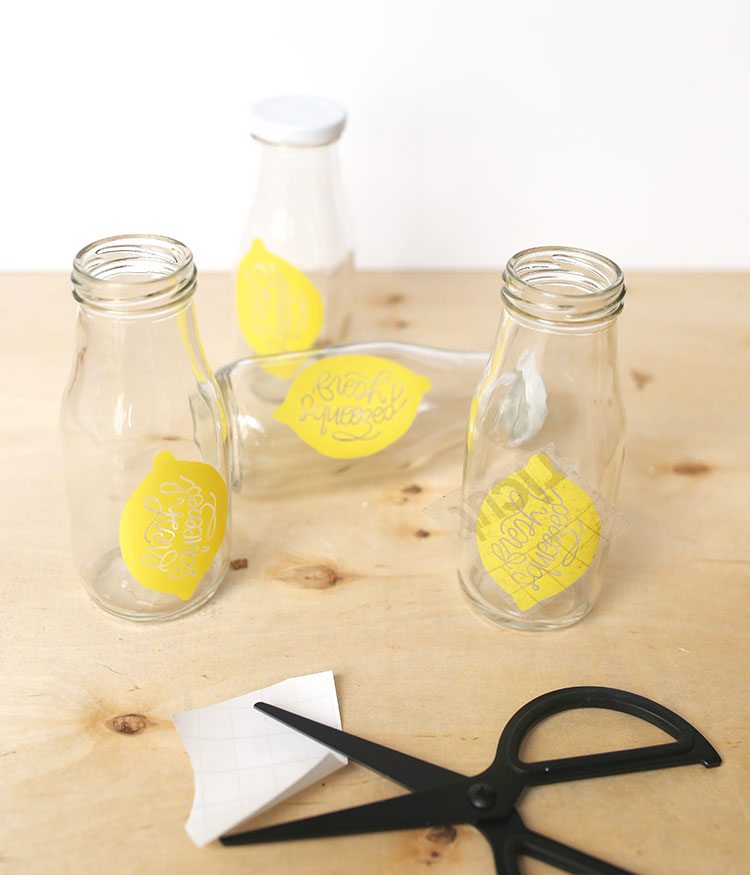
left=483, top=811, right=636, bottom=875
left=491, top=686, right=721, bottom=788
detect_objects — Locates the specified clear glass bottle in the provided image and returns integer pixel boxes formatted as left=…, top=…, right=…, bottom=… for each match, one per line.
left=235, top=95, right=354, bottom=360
left=215, top=341, right=487, bottom=496
left=459, top=247, right=626, bottom=631
left=60, top=235, right=232, bottom=621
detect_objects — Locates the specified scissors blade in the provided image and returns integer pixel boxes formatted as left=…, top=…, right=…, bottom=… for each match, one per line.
left=254, top=702, right=464, bottom=791
left=221, top=781, right=477, bottom=847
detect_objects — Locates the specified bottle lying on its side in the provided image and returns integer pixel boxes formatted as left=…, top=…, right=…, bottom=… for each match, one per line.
left=215, top=341, right=488, bottom=496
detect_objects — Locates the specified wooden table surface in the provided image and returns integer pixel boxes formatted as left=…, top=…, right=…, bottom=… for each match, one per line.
left=1, top=270, right=749, bottom=874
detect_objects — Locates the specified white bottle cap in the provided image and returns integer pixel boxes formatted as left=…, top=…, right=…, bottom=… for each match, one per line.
left=249, top=95, right=347, bottom=147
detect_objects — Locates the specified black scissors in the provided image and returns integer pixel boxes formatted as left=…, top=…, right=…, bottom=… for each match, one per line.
left=221, top=686, right=721, bottom=874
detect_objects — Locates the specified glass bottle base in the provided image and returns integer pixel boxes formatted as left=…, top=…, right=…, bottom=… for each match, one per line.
left=458, top=572, right=594, bottom=632
left=81, top=548, right=226, bottom=622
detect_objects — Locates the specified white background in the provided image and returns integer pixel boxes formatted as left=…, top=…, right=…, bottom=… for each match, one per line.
left=1, top=0, right=748, bottom=271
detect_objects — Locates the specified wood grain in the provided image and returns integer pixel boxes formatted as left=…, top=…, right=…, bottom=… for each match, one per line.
left=1, top=270, right=748, bottom=874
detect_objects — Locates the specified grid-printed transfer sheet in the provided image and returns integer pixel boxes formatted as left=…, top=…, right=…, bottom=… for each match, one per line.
left=173, top=670, right=346, bottom=846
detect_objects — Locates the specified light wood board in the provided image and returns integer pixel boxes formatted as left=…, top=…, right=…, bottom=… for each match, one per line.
left=1, top=270, right=748, bottom=874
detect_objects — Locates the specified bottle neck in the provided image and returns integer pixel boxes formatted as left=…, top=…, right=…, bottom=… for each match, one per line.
left=254, top=138, right=343, bottom=197
left=75, top=295, right=214, bottom=389
left=491, top=307, right=621, bottom=433
left=496, top=304, right=620, bottom=361
left=72, top=234, right=197, bottom=317
left=500, top=304, right=620, bottom=341
left=490, top=247, right=625, bottom=409
left=501, top=246, right=625, bottom=334
left=77, top=294, right=193, bottom=326
left=71, top=235, right=211, bottom=383
left=242, top=139, right=352, bottom=272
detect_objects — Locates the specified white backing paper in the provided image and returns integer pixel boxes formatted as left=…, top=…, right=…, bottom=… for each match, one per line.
left=173, top=670, right=346, bottom=846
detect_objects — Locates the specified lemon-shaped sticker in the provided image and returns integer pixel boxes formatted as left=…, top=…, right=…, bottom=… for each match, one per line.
left=274, top=354, right=431, bottom=459
left=476, top=452, right=600, bottom=612
left=119, top=452, right=229, bottom=601
left=236, top=239, right=324, bottom=357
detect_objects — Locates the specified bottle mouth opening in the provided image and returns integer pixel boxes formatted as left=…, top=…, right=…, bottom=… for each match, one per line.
left=502, top=246, right=625, bottom=327
left=72, top=234, right=196, bottom=312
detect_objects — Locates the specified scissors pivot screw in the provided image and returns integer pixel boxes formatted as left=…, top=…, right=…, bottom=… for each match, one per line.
left=467, top=782, right=497, bottom=810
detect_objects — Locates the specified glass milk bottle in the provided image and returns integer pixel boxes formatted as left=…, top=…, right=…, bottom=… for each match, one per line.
left=235, top=95, right=354, bottom=360
left=459, top=247, right=626, bottom=632
left=216, top=342, right=488, bottom=495
left=60, top=235, right=231, bottom=621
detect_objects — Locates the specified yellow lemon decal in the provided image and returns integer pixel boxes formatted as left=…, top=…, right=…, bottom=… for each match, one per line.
left=273, top=354, right=431, bottom=459
left=476, top=452, right=600, bottom=611
left=119, top=452, right=228, bottom=601
left=236, top=239, right=324, bottom=358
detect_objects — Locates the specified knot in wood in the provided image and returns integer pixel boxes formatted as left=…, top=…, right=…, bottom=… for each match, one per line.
left=426, top=825, right=457, bottom=845
left=107, top=713, right=149, bottom=735
left=280, top=564, right=342, bottom=589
